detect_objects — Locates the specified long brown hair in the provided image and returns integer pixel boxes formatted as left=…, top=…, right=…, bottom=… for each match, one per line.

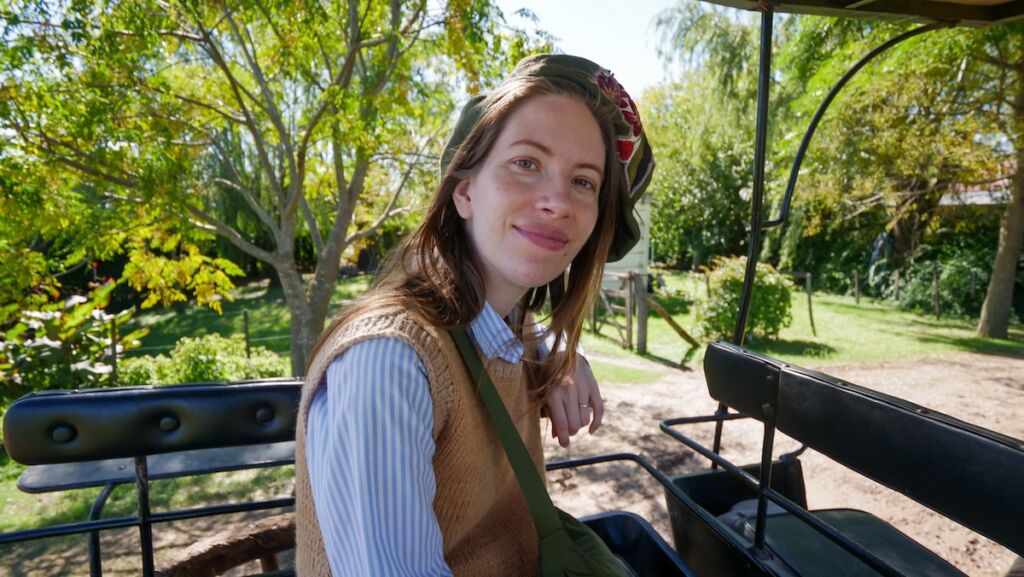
left=311, top=75, right=624, bottom=403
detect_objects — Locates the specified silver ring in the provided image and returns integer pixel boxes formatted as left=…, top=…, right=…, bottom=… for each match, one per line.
left=579, top=403, right=590, bottom=409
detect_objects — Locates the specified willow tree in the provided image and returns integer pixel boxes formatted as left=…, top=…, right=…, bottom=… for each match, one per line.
left=1, top=0, right=541, bottom=374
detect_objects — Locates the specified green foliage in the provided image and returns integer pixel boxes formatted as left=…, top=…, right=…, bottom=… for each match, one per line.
left=0, top=0, right=551, bottom=371
left=0, top=281, right=147, bottom=415
left=766, top=17, right=1023, bottom=336
left=642, top=78, right=751, bottom=268
left=119, top=334, right=286, bottom=386
left=892, top=257, right=991, bottom=319
left=696, top=257, right=794, bottom=340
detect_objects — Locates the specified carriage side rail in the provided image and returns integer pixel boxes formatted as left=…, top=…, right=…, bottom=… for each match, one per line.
left=1, top=379, right=303, bottom=577
left=663, top=340, right=1024, bottom=575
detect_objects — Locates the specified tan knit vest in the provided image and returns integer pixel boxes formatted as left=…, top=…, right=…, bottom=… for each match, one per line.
left=295, top=304, right=544, bottom=576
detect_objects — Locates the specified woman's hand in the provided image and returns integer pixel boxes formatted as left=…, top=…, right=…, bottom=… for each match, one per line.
left=545, top=353, right=604, bottom=448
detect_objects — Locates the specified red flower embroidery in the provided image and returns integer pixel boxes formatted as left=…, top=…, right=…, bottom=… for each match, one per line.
left=596, top=71, right=643, bottom=162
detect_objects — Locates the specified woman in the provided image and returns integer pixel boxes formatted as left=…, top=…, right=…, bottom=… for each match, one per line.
left=295, top=54, right=654, bottom=577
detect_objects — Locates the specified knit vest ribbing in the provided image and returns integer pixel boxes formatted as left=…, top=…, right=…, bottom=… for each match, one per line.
left=295, top=304, right=544, bottom=576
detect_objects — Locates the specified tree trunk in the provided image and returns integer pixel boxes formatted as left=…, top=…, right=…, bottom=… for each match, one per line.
left=276, top=264, right=328, bottom=376
left=977, top=148, right=1024, bottom=338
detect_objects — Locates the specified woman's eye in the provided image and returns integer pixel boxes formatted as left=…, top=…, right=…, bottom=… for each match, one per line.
left=513, top=158, right=537, bottom=170
left=573, top=177, right=597, bottom=192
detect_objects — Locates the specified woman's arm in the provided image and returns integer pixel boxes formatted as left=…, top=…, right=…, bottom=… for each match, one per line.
left=525, top=314, right=605, bottom=448
left=306, top=338, right=453, bottom=577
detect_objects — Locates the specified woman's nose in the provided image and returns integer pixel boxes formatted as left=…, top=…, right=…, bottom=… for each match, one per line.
left=535, top=177, right=573, bottom=217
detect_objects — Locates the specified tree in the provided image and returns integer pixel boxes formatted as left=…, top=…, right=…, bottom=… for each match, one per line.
left=773, top=21, right=996, bottom=287
left=971, top=24, right=1024, bottom=338
left=1, top=0, right=543, bottom=374
left=642, top=77, right=751, bottom=268
left=647, top=3, right=765, bottom=268
left=756, top=16, right=1022, bottom=323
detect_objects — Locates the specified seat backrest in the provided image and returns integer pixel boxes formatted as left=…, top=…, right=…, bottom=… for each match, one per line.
left=2, top=379, right=302, bottom=465
left=703, top=341, right=1024, bottom=557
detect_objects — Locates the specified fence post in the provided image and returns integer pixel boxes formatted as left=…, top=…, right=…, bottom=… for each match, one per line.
left=636, top=273, right=648, bottom=355
left=110, top=317, right=118, bottom=386
left=933, top=263, right=941, bottom=320
left=853, top=270, right=860, bottom=304
left=805, top=273, right=817, bottom=337
left=243, top=309, right=252, bottom=359
left=625, top=273, right=634, bottom=351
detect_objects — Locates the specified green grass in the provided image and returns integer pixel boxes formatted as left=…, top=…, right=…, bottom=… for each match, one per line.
left=0, top=446, right=294, bottom=533
left=586, top=270, right=1022, bottom=368
left=586, top=358, right=670, bottom=384
left=124, top=275, right=373, bottom=358
left=755, top=292, right=1024, bottom=364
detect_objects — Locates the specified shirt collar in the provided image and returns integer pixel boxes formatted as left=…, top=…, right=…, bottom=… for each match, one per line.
left=469, top=302, right=524, bottom=364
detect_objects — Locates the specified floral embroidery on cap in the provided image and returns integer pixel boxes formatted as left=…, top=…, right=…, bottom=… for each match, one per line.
left=596, top=70, right=643, bottom=164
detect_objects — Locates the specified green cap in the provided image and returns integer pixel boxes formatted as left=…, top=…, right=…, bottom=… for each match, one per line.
left=441, top=53, right=655, bottom=262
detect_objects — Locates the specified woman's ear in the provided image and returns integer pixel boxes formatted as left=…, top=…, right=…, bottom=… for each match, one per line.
left=452, top=179, right=473, bottom=219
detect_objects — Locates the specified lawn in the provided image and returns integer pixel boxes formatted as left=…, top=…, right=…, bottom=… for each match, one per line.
left=123, top=275, right=373, bottom=358
left=583, top=270, right=1023, bottom=374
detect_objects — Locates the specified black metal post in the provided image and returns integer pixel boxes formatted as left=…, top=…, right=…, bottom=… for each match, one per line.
left=135, top=457, right=155, bottom=577
left=88, top=483, right=116, bottom=577
left=731, top=8, right=774, bottom=348
left=714, top=7, right=775, bottom=463
left=244, top=309, right=252, bottom=358
left=753, top=370, right=780, bottom=554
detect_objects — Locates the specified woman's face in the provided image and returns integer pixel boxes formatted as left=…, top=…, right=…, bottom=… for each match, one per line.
left=453, top=93, right=604, bottom=316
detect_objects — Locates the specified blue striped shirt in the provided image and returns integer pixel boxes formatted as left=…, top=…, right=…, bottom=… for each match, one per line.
left=306, top=303, right=523, bottom=576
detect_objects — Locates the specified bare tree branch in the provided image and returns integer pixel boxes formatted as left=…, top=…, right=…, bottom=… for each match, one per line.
left=191, top=11, right=285, bottom=205
left=185, top=204, right=277, bottom=263
left=300, top=195, right=325, bottom=255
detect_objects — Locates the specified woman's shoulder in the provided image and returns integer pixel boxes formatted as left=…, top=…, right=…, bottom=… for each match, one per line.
left=338, top=297, right=442, bottom=342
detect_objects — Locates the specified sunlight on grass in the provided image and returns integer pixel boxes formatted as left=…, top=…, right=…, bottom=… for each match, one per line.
left=587, top=359, right=669, bottom=385
left=125, top=275, right=373, bottom=356
left=586, top=270, right=1023, bottom=368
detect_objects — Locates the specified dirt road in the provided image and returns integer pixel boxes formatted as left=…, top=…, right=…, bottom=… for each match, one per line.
left=546, top=349, right=1024, bottom=577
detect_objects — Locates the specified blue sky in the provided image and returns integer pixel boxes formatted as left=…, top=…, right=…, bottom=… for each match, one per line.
left=495, top=0, right=681, bottom=98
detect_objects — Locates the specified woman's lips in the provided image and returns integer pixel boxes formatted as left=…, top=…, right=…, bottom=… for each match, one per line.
left=514, top=225, right=569, bottom=251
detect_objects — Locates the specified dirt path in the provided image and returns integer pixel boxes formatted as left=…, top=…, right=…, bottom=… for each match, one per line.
left=545, top=349, right=1024, bottom=577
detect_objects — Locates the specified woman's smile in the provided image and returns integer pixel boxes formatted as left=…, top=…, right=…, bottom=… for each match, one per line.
left=513, top=223, right=570, bottom=251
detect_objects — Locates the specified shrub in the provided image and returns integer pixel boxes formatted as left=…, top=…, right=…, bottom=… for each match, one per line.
left=120, top=334, right=287, bottom=386
left=696, top=256, right=794, bottom=341
left=1, top=282, right=146, bottom=414
left=889, top=258, right=990, bottom=319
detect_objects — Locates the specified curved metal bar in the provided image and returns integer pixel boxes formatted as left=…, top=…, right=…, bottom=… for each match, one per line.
left=659, top=418, right=906, bottom=577
left=547, top=452, right=774, bottom=573
left=761, top=21, right=948, bottom=230
left=731, top=9, right=775, bottom=348
left=88, top=483, right=116, bottom=577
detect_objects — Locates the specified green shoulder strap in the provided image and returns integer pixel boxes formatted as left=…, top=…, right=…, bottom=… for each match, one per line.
left=449, top=329, right=630, bottom=577
left=449, top=329, right=565, bottom=541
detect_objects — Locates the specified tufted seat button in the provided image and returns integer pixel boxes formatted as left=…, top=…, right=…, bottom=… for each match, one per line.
left=51, top=424, right=76, bottom=444
left=159, top=415, right=180, bottom=432
left=255, top=406, right=275, bottom=424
